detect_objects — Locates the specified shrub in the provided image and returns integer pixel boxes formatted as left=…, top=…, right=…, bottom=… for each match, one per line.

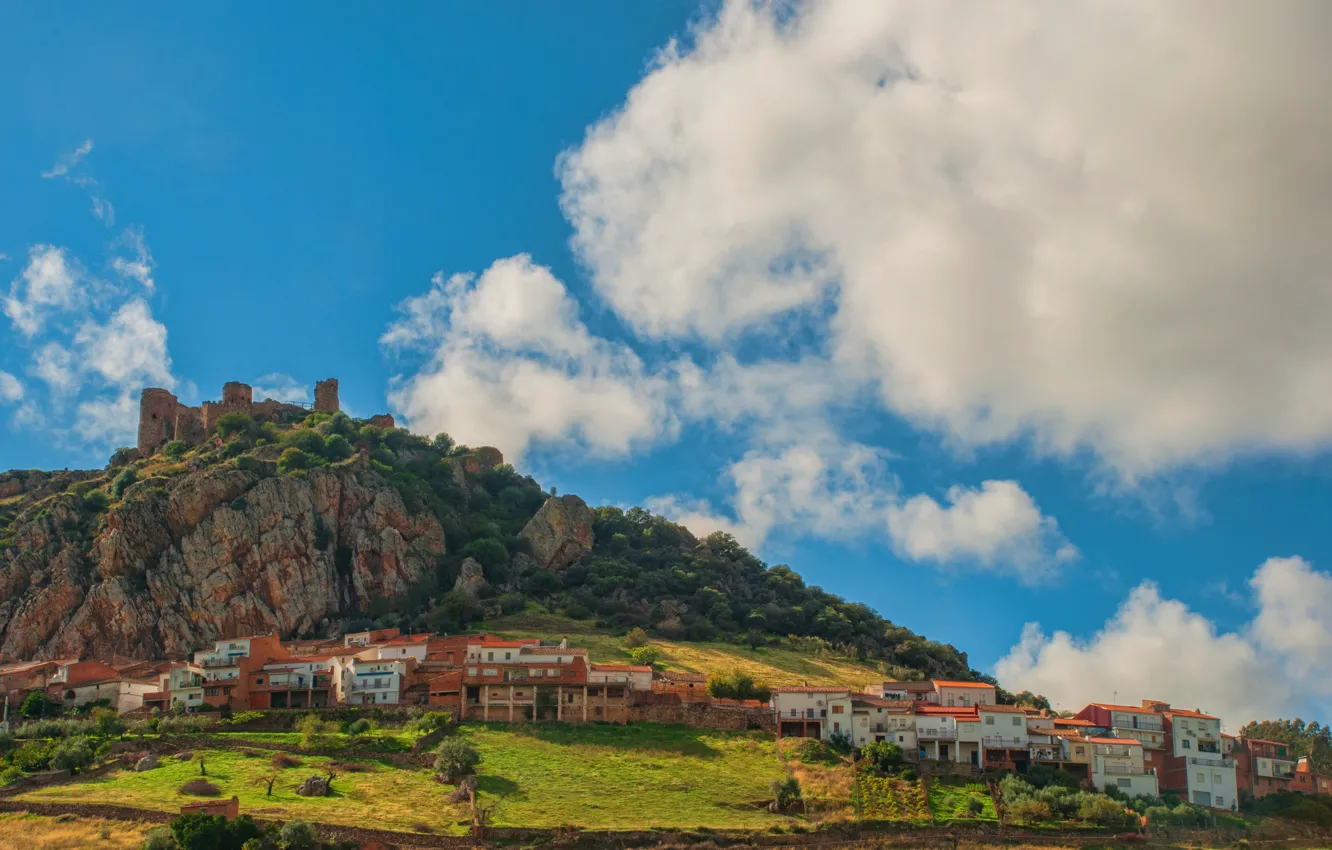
left=141, top=826, right=177, bottom=850
left=13, top=740, right=51, bottom=772
left=459, top=537, right=509, bottom=573
left=344, top=718, right=373, bottom=736
left=860, top=739, right=905, bottom=773
left=826, top=729, right=853, bottom=754
left=278, top=820, right=318, bottom=850
left=0, top=765, right=24, bottom=786
left=497, top=592, right=526, bottom=615
left=221, top=710, right=264, bottom=726
left=214, top=412, right=254, bottom=438
left=178, top=778, right=221, bottom=796
left=162, top=440, right=187, bottom=458
left=623, top=627, right=649, bottom=649
left=1078, top=795, right=1136, bottom=828
left=83, top=489, right=110, bottom=512
left=406, top=712, right=453, bottom=735
left=433, top=737, right=480, bottom=782
left=1008, top=798, right=1054, bottom=825
left=297, top=714, right=334, bottom=750
left=271, top=752, right=302, bottom=769
left=50, top=736, right=95, bottom=772
left=771, top=776, right=802, bottom=811
left=93, top=706, right=126, bottom=737
left=111, top=468, right=138, bottom=499
left=20, top=690, right=54, bottom=719
left=706, top=670, right=772, bottom=703
left=277, top=447, right=322, bottom=474
left=628, top=645, right=661, bottom=667
left=967, top=796, right=985, bottom=816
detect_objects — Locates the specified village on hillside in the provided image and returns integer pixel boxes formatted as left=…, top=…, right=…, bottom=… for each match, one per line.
left=2, top=626, right=1327, bottom=812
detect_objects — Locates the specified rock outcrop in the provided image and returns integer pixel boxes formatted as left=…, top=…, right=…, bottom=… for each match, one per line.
left=518, top=494, right=594, bottom=571
left=294, top=774, right=331, bottom=797
left=0, top=464, right=444, bottom=660
left=453, top=557, right=488, bottom=595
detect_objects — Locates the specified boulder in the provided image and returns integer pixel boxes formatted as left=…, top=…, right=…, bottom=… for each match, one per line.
left=453, top=557, right=488, bottom=595
left=174, top=751, right=194, bottom=761
left=294, top=774, right=331, bottom=797
left=518, top=494, right=594, bottom=571
left=134, top=754, right=158, bottom=772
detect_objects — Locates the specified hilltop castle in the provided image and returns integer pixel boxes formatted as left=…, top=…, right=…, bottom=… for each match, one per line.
left=136, top=378, right=394, bottom=457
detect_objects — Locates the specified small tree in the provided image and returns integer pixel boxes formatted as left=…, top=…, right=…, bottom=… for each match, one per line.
left=278, top=819, right=318, bottom=850
left=162, top=440, right=187, bottom=458
left=257, top=772, right=279, bottom=796
left=433, top=737, right=481, bottom=783
left=628, top=646, right=661, bottom=668
left=111, top=468, right=138, bottom=499
left=826, top=728, right=853, bottom=754
left=20, top=690, right=54, bottom=719
left=770, top=776, right=802, bottom=812
left=860, top=739, right=904, bottom=773
left=623, top=627, right=649, bottom=649
left=93, top=706, right=126, bottom=737
left=50, top=736, right=95, bottom=773
left=297, top=714, right=333, bottom=750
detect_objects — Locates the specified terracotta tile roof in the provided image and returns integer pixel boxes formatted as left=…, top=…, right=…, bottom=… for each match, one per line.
left=882, top=681, right=935, bottom=692
left=773, top=686, right=851, bottom=694
left=853, top=695, right=900, bottom=708
left=932, top=680, right=996, bottom=689
left=1049, top=728, right=1088, bottom=738
left=1088, top=703, right=1158, bottom=715
left=1087, top=737, right=1142, bottom=746
left=915, top=705, right=979, bottom=718
left=1053, top=718, right=1096, bottom=726
left=591, top=664, right=652, bottom=673
left=1165, top=708, right=1218, bottom=720
left=979, top=704, right=1029, bottom=713
left=523, top=646, right=588, bottom=656
left=475, top=640, right=527, bottom=648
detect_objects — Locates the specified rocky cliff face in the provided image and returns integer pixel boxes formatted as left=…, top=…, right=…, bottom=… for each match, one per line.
left=0, top=461, right=444, bottom=660
left=520, top=494, right=595, bottom=571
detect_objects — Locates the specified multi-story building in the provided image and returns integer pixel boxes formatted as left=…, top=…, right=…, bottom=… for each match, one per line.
left=1072, top=702, right=1169, bottom=773
left=249, top=657, right=337, bottom=709
left=1087, top=737, right=1158, bottom=797
left=334, top=656, right=410, bottom=705
left=460, top=637, right=601, bottom=722
left=773, top=687, right=853, bottom=740
left=145, top=663, right=206, bottom=712
left=1232, top=737, right=1297, bottom=800
left=913, top=705, right=970, bottom=762
left=934, top=681, right=998, bottom=708
left=1158, top=705, right=1237, bottom=810
left=192, top=634, right=289, bottom=710
left=979, top=704, right=1030, bottom=770
left=850, top=695, right=914, bottom=749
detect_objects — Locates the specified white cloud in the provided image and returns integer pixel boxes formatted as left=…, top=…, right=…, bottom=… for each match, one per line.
left=384, top=255, right=672, bottom=460
left=885, top=480, right=1077, bottom=583
left=995, top=557, right=1332, bottom=724
left=73, top=391, right=140, bottom=445
left=4, top=245, right=81, bottom=336
left=41, top=139, right=93, bottom=179
left=33, top=342, right=78, bottom=395
left=558, top=0, right=1332, bottom=476
left=111, top=228, right=153, bottom=290
left=252, top=373, right=310, bottom=404
left=0, top=371, right=23, bottom=403
left=91, top=197, right=115, bottom=226
left=73, top=299, right=173, bottom=389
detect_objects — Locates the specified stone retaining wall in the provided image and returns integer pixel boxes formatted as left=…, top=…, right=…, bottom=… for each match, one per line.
left=627, top=703, right=775, bottom=732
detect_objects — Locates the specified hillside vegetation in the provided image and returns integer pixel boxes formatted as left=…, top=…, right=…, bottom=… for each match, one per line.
left=0, top=408, right=981, bottom=685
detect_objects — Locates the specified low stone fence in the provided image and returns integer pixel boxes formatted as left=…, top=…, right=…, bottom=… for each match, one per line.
left=628, top=702, right=775, bottom=732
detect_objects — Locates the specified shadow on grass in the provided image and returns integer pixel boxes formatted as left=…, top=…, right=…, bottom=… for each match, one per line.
left=475, top=774, right=522, bottom=798
left=485, top=721, right=724, bottom=758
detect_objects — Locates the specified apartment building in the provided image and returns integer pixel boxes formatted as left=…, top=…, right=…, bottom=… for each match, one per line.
left=1159, top=705, right=1237, bottom=810
left=1072, top=702, right=1169, bottom=774
left=249, top=657, right=338, bottom=708
left=191, top=634, right=290, bottom=710
left=1232, top=737, right=1297, bottom=800
left=980, top=704, right=1030, bottom=770
left=913, top=705, right=970, bottom=762
left=867, top=679, right=996, bottom=707
left=850, top=695, right=914, bottom=749
left=144, top=663, right=205, bottom=712
left=334, top=656, right=411, bottom=706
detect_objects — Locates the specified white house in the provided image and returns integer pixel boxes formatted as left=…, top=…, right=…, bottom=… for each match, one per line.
left=851, top=696, right=916, bottom=748
left=934, top=681, right=997, bottom=708
left=336, top=655, right=409, bottom=705
left=773, top=687, right=853, bottom=740
left=1088, top=737, right=1159, bottom=797
left=1167, top=709, right=1236, bottom=809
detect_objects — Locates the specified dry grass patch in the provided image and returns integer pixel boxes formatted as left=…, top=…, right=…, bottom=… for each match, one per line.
left=178, top=778, right=221, bottom=796
left=0, top=812, right=153, bottom=849
left=270, top=752, right=302, bottom=769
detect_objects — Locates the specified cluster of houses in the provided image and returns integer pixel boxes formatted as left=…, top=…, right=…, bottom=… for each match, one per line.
left=772, top=680, right=1332, bottom=810
left=2, top=632, right=1328, bottom=812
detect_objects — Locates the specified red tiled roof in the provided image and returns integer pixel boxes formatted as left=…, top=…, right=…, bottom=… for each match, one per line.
left=524, top=646, right=588, bottom=656
left=1086, top=737, right=1142, bottom=746
left=916, top=705, right=979, bottom=718
left=773, top=686, right=850, bottom=694
left=853, top=695, right=900, bottom=708
left=475, top=640, right=527, bottom=648
left=1054, top=718, right=1096, bottom=726
left=979, top=704, right=1028, bottom=713
left=1088, top=703, right=1158, bottom=715
left=591, top=665, right=652, bottom=673
left=1165, top=708, right=1218, bottom=720
left=933, top=680, right=996, bottom=689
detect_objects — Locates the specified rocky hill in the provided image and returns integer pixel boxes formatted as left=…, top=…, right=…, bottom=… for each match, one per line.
left=0, top=410, right=981, bottom=684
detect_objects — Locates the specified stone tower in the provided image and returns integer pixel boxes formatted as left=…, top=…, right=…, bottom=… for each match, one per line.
left=222, top=382, right=253, bottom=406
left=138, top=388, right=180, bottom=456
left=314, top=378, right=340, bottom=414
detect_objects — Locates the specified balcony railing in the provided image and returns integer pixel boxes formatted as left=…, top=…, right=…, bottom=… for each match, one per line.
left=1103, top=763, right=1155, bottom=775
left=917, top=728, right=956, bottom=740
left=1189, top=756, right=1234, bottom=768
left=983, top=736, right=1027, bottom=747
left=200, top=657, right=240, bottom=668
left=1114, top=720, right=1164, bottom=732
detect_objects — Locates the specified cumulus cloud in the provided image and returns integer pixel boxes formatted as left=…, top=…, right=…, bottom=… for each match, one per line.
left=41, top=139, right=93, bottom=179
left=384, top=255, right=673, bottom=460
left=996, top=557, right=1332, bottom=724
left=4, top=245, right=81, bottom=337
left=73, top=299, right=174, bottom=389
left=885, top=481, right=1077, bottom=583
left=0, top=371, right=23, bottom=403
left=111, top=228, right=154, bottom=291
left=559, top=0, right=1332, bottom=475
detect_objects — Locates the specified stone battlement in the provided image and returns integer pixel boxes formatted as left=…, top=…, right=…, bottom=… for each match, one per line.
left=136, top=377, right=345, bottom=456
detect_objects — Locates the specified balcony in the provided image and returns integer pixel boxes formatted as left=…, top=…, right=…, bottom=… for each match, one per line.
left=983, top=736, right=1027, bottom=748
left=917, top=728, right=956, bottom=740
left=1102, top=763, right=1155, bottom=775
left=1189, top=756, right=1234, bottom=768
left=200, top=657, right=241, bottom=669
left=1113, top=720, right=1164, bottom=733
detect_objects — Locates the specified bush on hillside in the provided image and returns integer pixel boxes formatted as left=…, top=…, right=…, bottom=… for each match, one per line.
left=406, top=712, right=453, bottom=735
left=623, top=627, right=649, bottom=649
left=1008, top=798, right=1054, bottom=825
left=826, top=729, right=853, bottom=754
left=628, top=646, right=661, bottom=667
left=111, top=467, right=138, bottom=499
left=297, top=714, right=334, bottom=750
left=162, top=440, right=187, bottom=458
left=705, top=670, right=771, bottom=703
left=49, top=736, right=95, bottom=772
left=770, top=776, right=802, bottom=811
left=433, top=737, right=480, bottom=783
left=19, top=690, right=54, bottom=719
left=178, top=778, right=221, bottom=796
left=860, top=739, right=905, bottom=773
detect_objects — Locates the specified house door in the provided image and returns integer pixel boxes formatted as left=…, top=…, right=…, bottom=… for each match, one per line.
left=970, top=750, right=979, bottom=766
left=939, top=744, right=950, bottom=761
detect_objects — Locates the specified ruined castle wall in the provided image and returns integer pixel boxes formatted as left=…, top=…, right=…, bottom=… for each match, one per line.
left=137, top=389, right=179, bottom=456
left=368, top=414, right=396, bottom=429
left=173, top=404, right=205, bottom=446
left=314, top=379, right=339, bottom=414
left=251, top=399, right=307, bottom=423
left=222, top=382, right=253, bottom=406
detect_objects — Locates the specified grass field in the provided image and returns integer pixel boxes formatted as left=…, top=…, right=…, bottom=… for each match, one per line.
left=17, top=723, right=793, bottom=833
left=485, top=610, right=886, bottom=689
left=462, top=722, right=790, bottom=830
left=926, top=775, right=998, bottom=824
left=18, top=749, right=468, bottom=835
left=0, top=812, right=153, bottom=850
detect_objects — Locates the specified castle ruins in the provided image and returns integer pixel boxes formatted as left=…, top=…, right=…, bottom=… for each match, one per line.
left=136, top=378, right=352, bottom=456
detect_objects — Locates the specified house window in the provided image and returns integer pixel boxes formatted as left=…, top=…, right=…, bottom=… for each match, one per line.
left=1075, top=747, right=1085, bottom=756
left=899, top=736, right=905, bottom=743
left=487, top=652, right=494, bottom=661
left=1118, top=778, right=1131, bottom=788
left=1183, top=740, right=1191, bottom=749
left=1216, top=796, right=1224, bottom=807
left=505, top=652, right=512, bottom=660
left=820, top=709, right=827, bottom=718
left=1197, top=772, right=1205, bottom=783
left=790, top=709, right=798, bottom=718
left=530, top=669, right=544, bottom=678
left=548, top=669, right=560, bottom=676
left=467, top=668, right=478, bottom=676
left=255, top=678, right=263, bottom=685
left=1213, top=774, right=1221, bottom=784
left=833, top=722, right=840, bottom=731
left=985, top=716, right=995, bottom=725
left=1012, top=717, right=1022, bottom=727
left=831, top=705, right=844, bottom=714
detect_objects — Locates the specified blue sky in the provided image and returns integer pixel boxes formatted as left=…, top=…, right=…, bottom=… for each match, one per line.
left=3, top=1, right=1331, bottom=726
